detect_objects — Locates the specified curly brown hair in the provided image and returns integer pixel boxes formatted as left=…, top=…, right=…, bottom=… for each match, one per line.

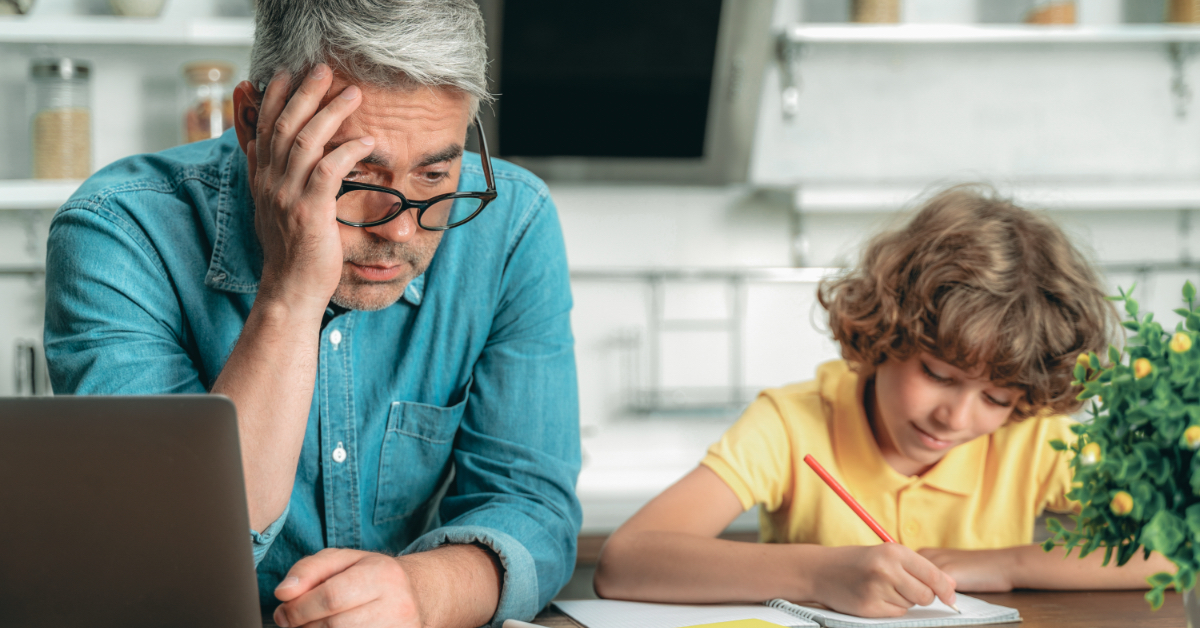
left=817, top=185, right=1117, bottom=419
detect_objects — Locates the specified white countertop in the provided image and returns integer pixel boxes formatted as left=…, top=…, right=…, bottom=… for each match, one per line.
left=576, top=417, right=758, bottom=535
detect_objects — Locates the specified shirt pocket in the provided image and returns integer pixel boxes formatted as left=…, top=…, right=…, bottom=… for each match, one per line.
left=373, top=383, right=469, bottom=525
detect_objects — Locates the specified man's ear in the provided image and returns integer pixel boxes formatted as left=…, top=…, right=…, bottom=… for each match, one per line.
left=232, top=80, right=260, bottom=157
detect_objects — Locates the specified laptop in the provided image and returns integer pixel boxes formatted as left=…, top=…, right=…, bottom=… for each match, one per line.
left=0, top=395, right=262, bottom=628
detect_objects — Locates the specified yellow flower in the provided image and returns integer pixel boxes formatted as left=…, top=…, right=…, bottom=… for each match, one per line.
left=1171, top=332, right=1193, bottom=354
left=1080, top=442, right=1102, bottom=465
left=1076, top=353, right=1091, bottom=369
left=1134, top=358, right=1152, bottom=379
left=1110, top=491, right=1134, bottom=516
left=1186, top=426, right=1200, bottom=450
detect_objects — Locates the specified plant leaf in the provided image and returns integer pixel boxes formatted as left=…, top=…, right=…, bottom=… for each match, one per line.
left=1146, top=586, right=1165, bottom=611
left=1147, top=571, right=1175, bottom=587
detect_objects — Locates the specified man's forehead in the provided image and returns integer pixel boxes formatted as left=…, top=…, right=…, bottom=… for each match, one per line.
left=322, top=82, right=470, bottom=170
left=323, top=139, right=463, bottom=170
left=322, top=75, right=469, bottom=119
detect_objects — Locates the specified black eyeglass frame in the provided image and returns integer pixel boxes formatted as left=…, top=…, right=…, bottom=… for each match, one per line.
left=334, top=117, right=498, bottom=230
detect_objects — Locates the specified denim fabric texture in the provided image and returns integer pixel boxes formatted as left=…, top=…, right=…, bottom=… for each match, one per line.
left=43, top=128, right=583, bottom=625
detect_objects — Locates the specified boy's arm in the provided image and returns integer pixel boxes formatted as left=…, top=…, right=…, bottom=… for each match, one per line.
left=595, top=465, right=958, bottom=618
left=919, top=545, right=1175, bottom=591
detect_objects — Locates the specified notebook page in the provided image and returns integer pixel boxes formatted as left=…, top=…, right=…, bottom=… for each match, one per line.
left=553, top=599, right=819, bottom=628
left=766, top=594, right=1020, bottom=628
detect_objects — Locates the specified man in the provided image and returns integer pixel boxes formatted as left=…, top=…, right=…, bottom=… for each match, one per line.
left=43, top=1, right=581, bottom=626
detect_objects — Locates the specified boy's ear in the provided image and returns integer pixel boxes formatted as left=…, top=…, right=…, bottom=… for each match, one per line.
left=232, top=80, right=260, bottom=156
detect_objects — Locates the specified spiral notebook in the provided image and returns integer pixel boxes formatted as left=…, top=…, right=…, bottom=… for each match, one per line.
left=766, top=594, right=1021, bottom=628
left=554, top=594, right=1019, bottom=628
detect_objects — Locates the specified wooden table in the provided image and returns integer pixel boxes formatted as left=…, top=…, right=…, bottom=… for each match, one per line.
left=534, top=590, right=1186, bottom=627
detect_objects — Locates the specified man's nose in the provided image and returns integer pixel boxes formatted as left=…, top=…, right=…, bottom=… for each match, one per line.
left=364, top=207, right=419, bottom=243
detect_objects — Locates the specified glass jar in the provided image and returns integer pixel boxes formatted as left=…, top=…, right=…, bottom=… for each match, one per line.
left=30, top=58, right=91, bottom=180
left=1025, top=0, right=1076, bottom=24
left=852, top=0, right=901, bottom=23
left=182, top=61, right=235, bottom=144
left=1169, top=0, right=1200, bottom=23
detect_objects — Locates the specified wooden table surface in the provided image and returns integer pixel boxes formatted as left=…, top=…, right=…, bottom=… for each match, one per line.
left=535, top=590, right=1186, bottom=628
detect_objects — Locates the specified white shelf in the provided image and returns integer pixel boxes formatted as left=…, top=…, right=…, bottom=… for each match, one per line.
left=784, top=24, right=1200, bottom=44
left=0, top=16, right=253, bottom=45
left=7, top=179, right=1200, bottom=214
left=795, top=182, right=1200, bottom=212
left=0, top=180, right=82, bottom=210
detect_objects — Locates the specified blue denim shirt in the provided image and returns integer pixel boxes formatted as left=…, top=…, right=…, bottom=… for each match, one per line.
left=43, top=129, right=582, bottom=625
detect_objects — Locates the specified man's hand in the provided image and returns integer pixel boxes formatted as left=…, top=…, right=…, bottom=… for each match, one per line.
left=271, top=544, right=503, bottom=628
left=248, top=63, right=376, bottom=314
left=272, top=549, right=423, bottom=628
left=918, top=547, right=1015, bottom=592
left=809, top=544, right=959, bottom=618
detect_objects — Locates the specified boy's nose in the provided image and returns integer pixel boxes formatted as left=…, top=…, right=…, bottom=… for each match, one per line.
left=937, top=393, right=973, bottom=432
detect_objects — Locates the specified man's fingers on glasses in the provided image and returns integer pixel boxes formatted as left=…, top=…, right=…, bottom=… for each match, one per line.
left=269, top=63, right=334, bottom=180
left=255, top=71, right=290, bottom=174
left=306, top=136, right=376, bottom=200
left=284, top=85, right=363, bottom=190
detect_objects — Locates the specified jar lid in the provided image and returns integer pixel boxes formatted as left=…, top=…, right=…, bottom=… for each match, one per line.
left=183, top=61, right=236, bottom=85
left=30, top=58, right=90, bottom=80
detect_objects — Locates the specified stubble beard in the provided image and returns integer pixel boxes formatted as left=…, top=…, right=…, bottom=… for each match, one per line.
left=329, top=234, right=442, bottom=311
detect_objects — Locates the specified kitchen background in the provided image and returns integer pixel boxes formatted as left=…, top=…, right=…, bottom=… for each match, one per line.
left=2, top=0, right=1200, bottom=593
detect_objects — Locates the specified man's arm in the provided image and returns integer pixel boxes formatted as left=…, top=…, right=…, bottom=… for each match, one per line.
left=221, top=64, right=375, bottom=532
left=401, top=186, right=583, bottom=624
left=272, top=544, right=502, bottom=628
left=271, top=182, right=583, bottom=628
left=920, top=544, right=1176, bottom=591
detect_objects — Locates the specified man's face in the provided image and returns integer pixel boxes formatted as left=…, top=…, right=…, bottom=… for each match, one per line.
left=869, top=353, right=1021, bottom=476
left=321, top=77, right=471, bottom=311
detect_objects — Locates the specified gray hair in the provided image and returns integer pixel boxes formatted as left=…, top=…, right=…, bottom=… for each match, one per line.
left=249, top=0, right=491, bottom=117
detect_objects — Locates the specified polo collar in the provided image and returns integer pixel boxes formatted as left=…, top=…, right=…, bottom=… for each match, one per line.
left=203, top=137, right=425, bottom=307
left=827, top=363, right=985, bottom=499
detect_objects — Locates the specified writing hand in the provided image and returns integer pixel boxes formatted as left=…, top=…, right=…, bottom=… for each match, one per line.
left=272, top=548, right=423, bottom=628
left=919, top=547, right=1015, bottom=592
left=246, top=63, right=376, bottom=314
left=811, top=543, right=958, bottom=618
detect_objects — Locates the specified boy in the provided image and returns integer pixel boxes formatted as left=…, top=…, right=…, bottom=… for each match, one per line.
left=593, top=186, right=1173, bottom=617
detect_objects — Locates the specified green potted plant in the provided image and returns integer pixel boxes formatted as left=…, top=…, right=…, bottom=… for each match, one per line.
left=1046, top=280, right=1200, bottom=620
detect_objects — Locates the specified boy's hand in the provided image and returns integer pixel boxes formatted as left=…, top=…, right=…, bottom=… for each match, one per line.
left=811, top=544, right=958, bottom=618
left=918, top=547, right=1016, bottom=592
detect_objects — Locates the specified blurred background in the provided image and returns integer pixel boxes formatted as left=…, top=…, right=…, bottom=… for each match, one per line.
left=2, top=0, right=1199, bottom=595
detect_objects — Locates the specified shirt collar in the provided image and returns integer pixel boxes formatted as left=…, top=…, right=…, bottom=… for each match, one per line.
left=203, top=132, right=426, bottom=308
left=826, top=362, right=985, bottom=499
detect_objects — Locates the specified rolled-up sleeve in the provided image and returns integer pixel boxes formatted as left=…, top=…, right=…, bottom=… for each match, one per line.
left=419, top=190, right=582, bottom=625
left=251, top=500, right=291, bottom=567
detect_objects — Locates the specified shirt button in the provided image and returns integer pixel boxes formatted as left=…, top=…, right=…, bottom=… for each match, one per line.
left=904, top=521, right=920, bottom=536
left=332, top=442, right=347, bottom=463
left=330, top=330, right=342, bottom=346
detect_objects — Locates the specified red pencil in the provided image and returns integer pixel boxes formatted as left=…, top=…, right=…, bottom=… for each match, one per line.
left=803, top=453, right=961, bottom=613
left=803, top=454, right=897, bottom=543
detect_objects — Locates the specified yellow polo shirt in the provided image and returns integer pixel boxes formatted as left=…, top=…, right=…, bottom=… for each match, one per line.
left=701, top=361, right=1077, bottom=549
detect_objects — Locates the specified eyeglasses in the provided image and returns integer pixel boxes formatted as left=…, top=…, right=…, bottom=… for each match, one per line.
left=334, top=118, right=497, bottom=230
